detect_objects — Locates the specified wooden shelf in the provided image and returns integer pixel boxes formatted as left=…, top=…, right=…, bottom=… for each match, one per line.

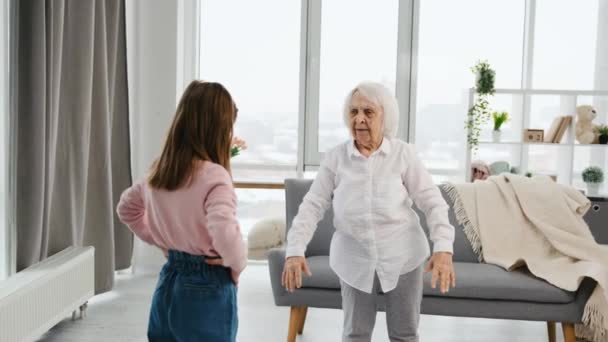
left=479, top=88, right=608, bottom=96
left=574, top=144, right=608, bottom=147
left=466, top=88, right=608, bottom=184
left=478, top=141, right=572, bottom=146
left=477, top=141, right=521, bottom=145
left=478, top=141, right=608, bottom=147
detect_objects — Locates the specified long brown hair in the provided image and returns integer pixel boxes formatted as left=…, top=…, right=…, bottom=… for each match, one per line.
left=148, top=81, right=236, bottom=190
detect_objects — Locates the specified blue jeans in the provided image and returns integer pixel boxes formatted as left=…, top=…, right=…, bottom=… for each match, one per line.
left=147, top=250, right=238, bottom=342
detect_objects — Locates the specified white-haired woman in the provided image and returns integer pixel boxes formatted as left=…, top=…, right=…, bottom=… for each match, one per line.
left=282, top=82, right=456, bottom=342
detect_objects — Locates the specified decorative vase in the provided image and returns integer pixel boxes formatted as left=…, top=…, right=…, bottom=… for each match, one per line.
left=492, top=130, right=501, bottom=142
left=599, top=135, right=608, bottom=144
left=586, top=182, right=601, bottom=196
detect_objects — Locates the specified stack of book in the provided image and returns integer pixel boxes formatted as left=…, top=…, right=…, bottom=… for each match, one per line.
left=543, top=116, right=573, bottom=143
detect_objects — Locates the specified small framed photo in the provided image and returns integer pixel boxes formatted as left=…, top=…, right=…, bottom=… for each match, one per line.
left=523, top=129, right=544, bottom=143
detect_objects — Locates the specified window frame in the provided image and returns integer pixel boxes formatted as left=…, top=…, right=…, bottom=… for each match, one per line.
left=192, top=0, right=418, bottom=176
left=176, top=0, right=200, bottom=104
left=196, top=0, right=302, bottom=177
left=302, top=0, right=417, bottom=169
left=191, top=0, right=606, bottom=181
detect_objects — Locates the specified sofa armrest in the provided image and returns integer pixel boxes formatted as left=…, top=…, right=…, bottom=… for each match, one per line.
left=573, top=277, right=598, bottom=321
left=268, top=247, right=288, bottom=304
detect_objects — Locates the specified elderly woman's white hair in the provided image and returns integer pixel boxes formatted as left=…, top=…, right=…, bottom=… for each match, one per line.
left=343, top=82, right=399, bottom=138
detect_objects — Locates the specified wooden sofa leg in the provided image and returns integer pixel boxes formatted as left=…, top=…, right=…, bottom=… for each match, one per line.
left=298, top=306, right=308, bottom=334
left=561, top=322, right=576, bottom=342
left=547, top=321, right=556, bottom=342
left=288, top=306, right=306, bottom=342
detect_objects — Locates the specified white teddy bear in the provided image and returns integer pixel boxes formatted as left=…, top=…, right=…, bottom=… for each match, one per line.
left=575, top=105, right=599, bottom=144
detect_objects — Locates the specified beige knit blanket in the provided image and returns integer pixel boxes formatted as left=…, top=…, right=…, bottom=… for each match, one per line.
left=444, top=174, right=608, bottom=341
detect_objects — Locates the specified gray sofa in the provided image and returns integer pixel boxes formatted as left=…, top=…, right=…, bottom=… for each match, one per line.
left=268, top=179, right=605, bottom=342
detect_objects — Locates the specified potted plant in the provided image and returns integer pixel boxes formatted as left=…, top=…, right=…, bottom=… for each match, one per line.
left=582, top=166, right=604, bottom=196
left=492, top=111, right=509, bottom=142
left=597, top=125, right=608, bottom=144
left=466, top=60, right=496, bottom=151
left=474, top=60, right=496, bottom=94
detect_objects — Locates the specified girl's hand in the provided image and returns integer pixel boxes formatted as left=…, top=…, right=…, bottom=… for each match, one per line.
left=231, top=269, right=240, bottom=286
left=205, top=257, right=239, bottom=286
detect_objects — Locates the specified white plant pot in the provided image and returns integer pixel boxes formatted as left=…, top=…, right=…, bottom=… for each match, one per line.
left=586, top=182, right=600, bottom=196
left=492, top=130, right=501, bottom=142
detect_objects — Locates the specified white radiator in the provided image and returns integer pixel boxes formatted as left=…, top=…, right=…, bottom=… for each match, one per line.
left=0, top=246, right=95, bottom=342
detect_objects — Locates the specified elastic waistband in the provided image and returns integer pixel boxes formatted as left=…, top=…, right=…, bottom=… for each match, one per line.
left=166, top=250, right=221, bottom=273
left=168, top=250, right=208, bottom=263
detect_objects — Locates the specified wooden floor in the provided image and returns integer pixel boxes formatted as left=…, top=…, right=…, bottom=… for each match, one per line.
left=37, top=263, right=568, bottom=342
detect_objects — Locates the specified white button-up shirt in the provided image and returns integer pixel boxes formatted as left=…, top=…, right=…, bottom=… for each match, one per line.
left=286, top=138, right=455, bottom=293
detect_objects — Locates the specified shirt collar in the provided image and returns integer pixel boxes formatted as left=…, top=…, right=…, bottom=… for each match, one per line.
left=347, top=137, right=392, bottom=157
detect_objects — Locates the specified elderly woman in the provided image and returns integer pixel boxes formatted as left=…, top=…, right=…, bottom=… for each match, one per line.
left=282, top=82, right=456, bottom=342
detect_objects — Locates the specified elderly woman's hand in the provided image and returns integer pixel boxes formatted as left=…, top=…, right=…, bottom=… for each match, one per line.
left=282, top=256, right=312, bottom=292
left=425, top=252, right=456, bottom=294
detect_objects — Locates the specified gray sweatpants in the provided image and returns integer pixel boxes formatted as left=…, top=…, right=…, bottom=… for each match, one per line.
left=340, top=265, right=424, bottom=342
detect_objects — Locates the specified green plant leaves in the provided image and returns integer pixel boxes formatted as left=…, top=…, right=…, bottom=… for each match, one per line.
left=582, top=166, right=604, bottom=183
left=230, top=146, right=241, bottom=158
left=466, top=60, right=496, bottom=151
left=471, top=60, right=496, bottom=96
left=492, top=111, right=509, bottom=131
left=466, top=96, right=491, bottom=152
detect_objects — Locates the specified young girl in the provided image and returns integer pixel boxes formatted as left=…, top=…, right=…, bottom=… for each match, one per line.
left=117, top=81, right=247, bottom=342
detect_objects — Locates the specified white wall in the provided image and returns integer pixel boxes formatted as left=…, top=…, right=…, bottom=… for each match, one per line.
left=125, top=0, right=180, bottom=274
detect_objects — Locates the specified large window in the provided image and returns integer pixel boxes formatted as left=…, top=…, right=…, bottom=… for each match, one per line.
left=197, top=1, right=608, bottom=236
left=530, top=1, right=604, bottom=186
left=199, top=0, right=301, bottom=180
left=317, top=0, right=399, bottom=152
left=1, top=0, right=10, bottom=280
left=533, top=0, right=599, bottom=90
left=199, top=0, right=301, bottom=236
left=413, top=0, right=606, bottom=182
left=414, top=0, right=526, bottom=182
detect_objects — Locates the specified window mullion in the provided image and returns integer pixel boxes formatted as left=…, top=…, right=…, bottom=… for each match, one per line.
left=518, top=0, right=536, bottom=181
left=297, top=0, right=309, bottom=177
left=303, top=0, right=322, bottom=169
left=396, top=0, right=418, bottom=143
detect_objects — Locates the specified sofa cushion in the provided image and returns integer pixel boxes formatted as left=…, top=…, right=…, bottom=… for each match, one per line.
left=301, top=257, right=576, bottom=304
left=301, top=256, right=342, bottom=289
left=423, top=263, right=576, bottom=304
